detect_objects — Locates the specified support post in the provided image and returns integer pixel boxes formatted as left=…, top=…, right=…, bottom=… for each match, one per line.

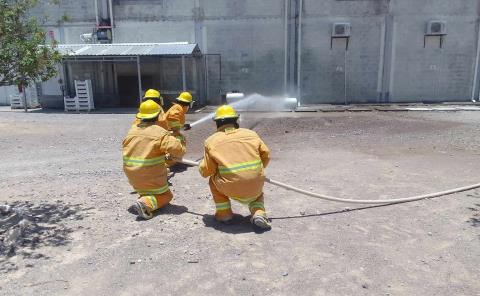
left=182, top=55, right=186, bottom=91
left=137, top=56, right=142, bottom=104
left=204, top=55, right=209, bottom=104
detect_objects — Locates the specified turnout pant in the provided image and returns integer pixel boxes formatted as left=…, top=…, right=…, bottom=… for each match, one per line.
left=209, top=178, right=266, bottom=221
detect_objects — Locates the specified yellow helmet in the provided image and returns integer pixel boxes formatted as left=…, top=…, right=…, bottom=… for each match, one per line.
left=213, top=105, right=239, bottom=121
left=136, top=99, right=161, bottom=120
left=143, top=89, right=163, bottom=106
left=176, top=92, right=193, bottom=104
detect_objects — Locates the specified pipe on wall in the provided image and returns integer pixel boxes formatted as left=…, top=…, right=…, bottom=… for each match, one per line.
left=108, top=0, right=115, bottom=42
left=94, top=0, right=99, bottom=26
left=472, top=18, right=480, bottom=101
left=387, top=17, right=397, bottom=102
left=296, top=0, right=303, bottom=102
left=283, top=0, right=289, bottom=95
left=377, top=17, right=387, bottom=102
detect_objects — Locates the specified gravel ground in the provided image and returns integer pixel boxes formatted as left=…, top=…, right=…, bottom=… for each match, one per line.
left=0, top=109, right=479, bottom=296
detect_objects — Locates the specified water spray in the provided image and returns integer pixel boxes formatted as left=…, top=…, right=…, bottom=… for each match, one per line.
left=177, top=158, right=480, bottom=205
left=189, top=93, right=298, bottom=129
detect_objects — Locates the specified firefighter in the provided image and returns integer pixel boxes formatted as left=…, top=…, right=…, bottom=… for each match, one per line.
left=132, top=89, right=168, bottom=129
left=198, top=105, right=271, bottom=229
left=165, top=91, right=194, bottom=145
left=123, top=100, right=186, bottom=219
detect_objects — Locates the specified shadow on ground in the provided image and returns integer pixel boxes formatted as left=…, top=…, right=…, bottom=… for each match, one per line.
left=202, top=213, right=270, bottom=234
left=0, top=201, right=92, bottom=273
left=467, top=190, right=480, bottom=228
left=127, top=203, right=188, bottom=221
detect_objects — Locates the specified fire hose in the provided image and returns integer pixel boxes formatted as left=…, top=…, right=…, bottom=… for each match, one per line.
left=178, top=158, right=480, bottom=205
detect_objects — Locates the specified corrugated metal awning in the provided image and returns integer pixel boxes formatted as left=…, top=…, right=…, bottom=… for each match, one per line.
left=58, top=43, right=201, bottom=57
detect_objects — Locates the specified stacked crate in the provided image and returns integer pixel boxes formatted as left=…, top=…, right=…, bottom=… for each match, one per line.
left=10, top=86, right=40, bottom=109
left=64, top=80, right=94, bottom=112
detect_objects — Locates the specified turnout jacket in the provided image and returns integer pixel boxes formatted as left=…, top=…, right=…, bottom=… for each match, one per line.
left=123, top=122, right=185, bottom=194
left=199, top=125, right=270, bottom=199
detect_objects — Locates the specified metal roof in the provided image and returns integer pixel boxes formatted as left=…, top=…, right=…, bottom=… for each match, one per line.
left=58, top=43, right=201, bottom=57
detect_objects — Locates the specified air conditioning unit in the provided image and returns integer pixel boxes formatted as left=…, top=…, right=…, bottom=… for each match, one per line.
left=426, top=20, right=446, bottom=35
left=332, top=23, right=351, bottom=37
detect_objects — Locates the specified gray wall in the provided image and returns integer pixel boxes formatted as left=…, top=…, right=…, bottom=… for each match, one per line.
left=33, top=0, right=480, bottom=106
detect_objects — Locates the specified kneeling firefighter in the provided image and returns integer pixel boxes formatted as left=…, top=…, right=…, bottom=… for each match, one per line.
left=123, top=100, right=186, bottom=219
left=164, top=91, right=193, bottom=166
left=165, top=91, right=193, bottom=145
left=132, top=89, right=168, bottom=129
left=198, top=105, right=272, bottom=229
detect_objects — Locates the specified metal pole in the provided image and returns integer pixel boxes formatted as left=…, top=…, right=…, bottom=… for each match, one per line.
left=296, top=0, right=303, bottom=102
left=137, top=56, right=142, bottom=104
left=182, top=55, right=186, bottom=91
left=204, top=55, right=209, bottom=104
left=218, top=54, right=222, bottom=95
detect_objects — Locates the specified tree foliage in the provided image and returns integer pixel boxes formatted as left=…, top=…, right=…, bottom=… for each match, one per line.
left=0, top=0, right=61, bottom=87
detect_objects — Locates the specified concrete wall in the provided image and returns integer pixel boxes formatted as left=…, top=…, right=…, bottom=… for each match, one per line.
left=0, top=86, right=17, bottom=106
left=389, top=0, right=479, bottom=102
left=31, top=0, right=480, bottom=106
left=300, top=0, right=387, bottom=104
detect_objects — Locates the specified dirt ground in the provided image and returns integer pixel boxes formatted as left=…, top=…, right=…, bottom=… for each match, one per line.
left=0, top=109, right=479, bottom=296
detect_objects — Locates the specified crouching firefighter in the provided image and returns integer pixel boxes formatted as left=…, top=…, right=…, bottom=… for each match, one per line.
left=123, top=100, right=186, bottom=219
left=165, top=91, right=193, bottom=144
left=198, top=105, right=272, bottom=229
left=132, top=89, right=168, bottom=129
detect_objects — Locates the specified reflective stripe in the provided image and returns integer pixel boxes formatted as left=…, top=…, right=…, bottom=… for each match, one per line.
left=145, top=195, right=158, bottom=210
left=136, top=184, right=170, bottom=195
left=215, top=201, right=231, bottom=211
left=249, top=201, right=265, bottom=210
left=168, top=120, right=182, bottom=128
left=231, top=196, right=258, bottom=204
left=219, top=159, right=262, bottom=175
left=123, top=156, right=166, bottom=167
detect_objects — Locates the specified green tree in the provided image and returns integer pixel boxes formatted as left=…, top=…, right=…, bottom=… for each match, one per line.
left=0, top=0, right=61, bottom=111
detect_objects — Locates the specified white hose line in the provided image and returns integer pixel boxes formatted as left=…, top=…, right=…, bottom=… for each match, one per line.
left=178, top=158, right=480, bottom=205
left=265, top=177, right=480, bottom=205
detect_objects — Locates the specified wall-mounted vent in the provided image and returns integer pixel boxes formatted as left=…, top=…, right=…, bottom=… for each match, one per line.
left=426, top=20, right=446, bottom=35
left=332, top=23, right=351, bottom=38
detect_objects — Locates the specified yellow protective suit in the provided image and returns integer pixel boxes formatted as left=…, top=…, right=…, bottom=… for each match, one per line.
left=165, top=103, right=188, bottom=144
left=199, top=125, right=270, bottom=221
left=123, top=122, right=186, bottom=212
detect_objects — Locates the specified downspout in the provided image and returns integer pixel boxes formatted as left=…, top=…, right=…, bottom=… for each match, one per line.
left=377, top=17, right=386, bottom=103
left=94, top=0, right=99, bottom=26
left=283, top=0, right=289, bottom=95
left=387, top=17, right=397, bottom=102
left=108, top=0, right=115, bottom=42
left=471, top=18, right=480, bottom=102
left=296, top=0, right=303, bottom=103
